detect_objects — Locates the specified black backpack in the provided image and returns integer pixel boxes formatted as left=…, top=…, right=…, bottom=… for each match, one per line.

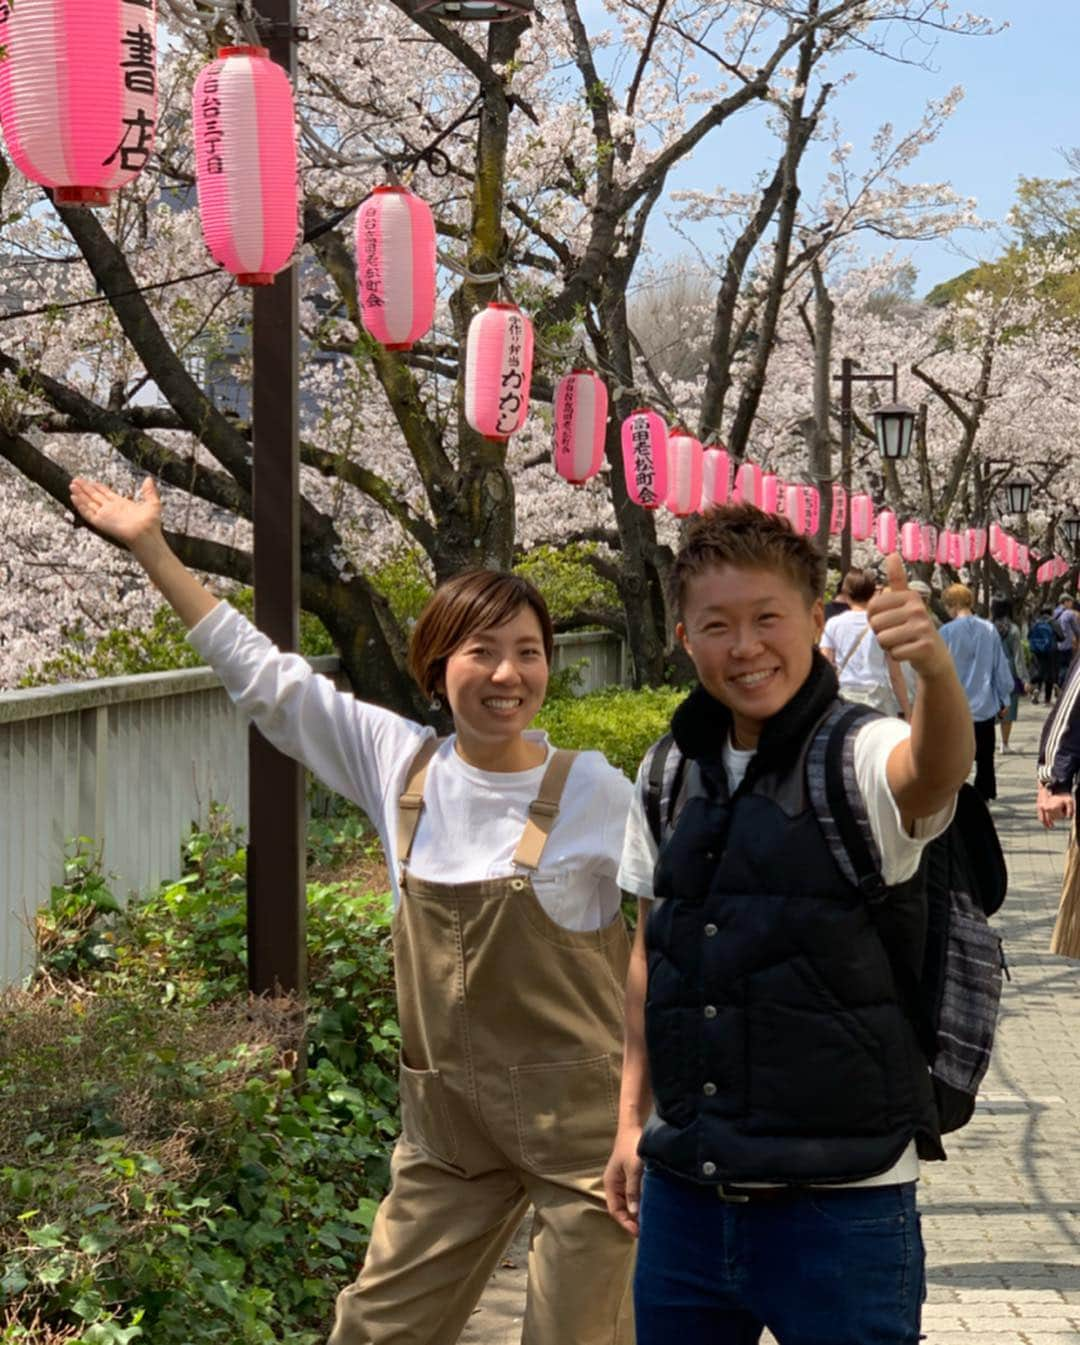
left=644, top=703, right=1008, bottom=1135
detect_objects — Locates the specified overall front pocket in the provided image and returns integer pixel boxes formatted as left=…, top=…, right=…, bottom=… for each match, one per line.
left=398, top=1057, right=459, bottom=1167
left=509, top=1053, right=618, bottom=1173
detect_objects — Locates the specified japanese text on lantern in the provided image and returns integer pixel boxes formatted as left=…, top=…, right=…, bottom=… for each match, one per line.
left=556, top=378, right=576, bottom=464
left=198, top=70, right=223, bottom=175
left=631, top=415, right=655, bottom=506
left=102, top=0, right=158, bottom=171
left=496, top=314, right=525, bottom=434
left=361, top=210, right=383, bottom=310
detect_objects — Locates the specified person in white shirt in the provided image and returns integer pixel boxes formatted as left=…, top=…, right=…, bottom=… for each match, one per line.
left=820, top=568, right=912, bottom=718
left=604, top=504, right=974, bottom=1345
left=68, top=475, right=636, bottom=1345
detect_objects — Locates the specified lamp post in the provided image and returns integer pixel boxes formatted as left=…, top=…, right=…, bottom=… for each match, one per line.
left=1063, top=515, right=1080, bottom=549
left=834, top=359, right=916, bottom=572
left=247, top=0, right=304, bottom=996
left=410, top=0, right=533, bottom=17
left=1004, top=477, right=1033, bottom=516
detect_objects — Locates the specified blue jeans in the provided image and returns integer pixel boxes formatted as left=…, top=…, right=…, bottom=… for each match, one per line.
left=634, top=1167, right=925, bottom=1344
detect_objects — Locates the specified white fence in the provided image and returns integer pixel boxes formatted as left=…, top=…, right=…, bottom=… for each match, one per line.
left=0, top=631, right=627, bottom=987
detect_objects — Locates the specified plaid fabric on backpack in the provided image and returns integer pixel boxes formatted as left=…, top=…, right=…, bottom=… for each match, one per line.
left=644, top=703, right=1009, bottom=1135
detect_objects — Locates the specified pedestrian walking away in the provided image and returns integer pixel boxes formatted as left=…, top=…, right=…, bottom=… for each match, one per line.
left=1052, top=595, right=1080, bottom=691
left=820, top=568, right=912, bottom=718
left=67, top=475, right=637, bottom=1345
left=1036, top=650, right=1080, bottom=958
left=991, top=596, right=1028, bottom=753
left=939, top=584, right=1014, bottom=801
left=607, top=504, right=975, bottom=1345
left=1027, top=607, right=1061, bottom=705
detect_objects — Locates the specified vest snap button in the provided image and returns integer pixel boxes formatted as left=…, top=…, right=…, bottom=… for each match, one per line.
left=704, top=1005, right=717, bottom=1019
left=704, top=923, right=718, bottom=937
left=703, top=1082, right=717, bottom=1096
left=702, top=1161, right=717, bottom=1176
left=510, top=878, right=525, bottom=890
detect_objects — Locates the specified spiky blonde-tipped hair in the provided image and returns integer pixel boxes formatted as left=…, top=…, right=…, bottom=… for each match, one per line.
left=667, top=503, right=826, bottom=619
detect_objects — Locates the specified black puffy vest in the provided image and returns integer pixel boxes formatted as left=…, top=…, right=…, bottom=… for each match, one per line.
left=641, top=671, right=941, bottom=1186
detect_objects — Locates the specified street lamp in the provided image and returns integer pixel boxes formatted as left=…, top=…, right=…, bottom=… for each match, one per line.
left=1063, top=515, right=1080, bottom=548
left=410, top=0, right=533, bottom=17
left=834, top=358, right=901, bottom=572
left=1004, top=478, right=1033, bottom=515
left=871, top=403, right=917, bottom=461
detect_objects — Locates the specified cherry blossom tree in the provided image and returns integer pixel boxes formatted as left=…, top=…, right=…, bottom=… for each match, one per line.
left=0, top=0, right=1000, bottom=697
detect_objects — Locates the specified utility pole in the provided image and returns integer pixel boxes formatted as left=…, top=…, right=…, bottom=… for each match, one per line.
left=247, top=0, right=305, bottom=995
left=835, top=359, right=898, bottom=574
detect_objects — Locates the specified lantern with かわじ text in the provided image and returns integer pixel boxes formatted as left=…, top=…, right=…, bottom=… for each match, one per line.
left=193, top=47, right=298, bottom=285
left=465, top=303, right=534, bottom=441
left=0, top=0, right=159, bottom=206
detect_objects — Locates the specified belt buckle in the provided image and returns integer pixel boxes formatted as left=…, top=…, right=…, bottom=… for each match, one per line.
left=716, top=1184, right=751, bottom=1204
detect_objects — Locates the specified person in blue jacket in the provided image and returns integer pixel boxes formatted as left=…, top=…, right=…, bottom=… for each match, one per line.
left=939, top=583, right=1014, bottom=801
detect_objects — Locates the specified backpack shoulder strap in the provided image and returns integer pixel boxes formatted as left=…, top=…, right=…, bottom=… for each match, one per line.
left=644, top=732, right=688, bottom=848
left=807, top=703, right=888, bottom=903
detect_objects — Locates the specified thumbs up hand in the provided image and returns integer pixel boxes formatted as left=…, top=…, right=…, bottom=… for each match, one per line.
left=868, top=553, right=950, bottom=679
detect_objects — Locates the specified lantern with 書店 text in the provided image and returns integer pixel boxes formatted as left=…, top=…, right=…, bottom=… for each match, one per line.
left=0, top=0, right=159, bottom=206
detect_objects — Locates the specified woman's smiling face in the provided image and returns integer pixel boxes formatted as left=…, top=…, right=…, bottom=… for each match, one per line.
left=441, top=604, right=549, bottom=751
left=676, top=563, right=824, bottom=748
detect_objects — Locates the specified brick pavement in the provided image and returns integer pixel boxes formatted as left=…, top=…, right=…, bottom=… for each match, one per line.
left=461, top=704, right=1080, bottom=1342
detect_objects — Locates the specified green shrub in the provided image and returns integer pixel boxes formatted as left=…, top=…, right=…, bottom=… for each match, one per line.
left=513, top=543, right=619, bottom=626
left=536, top=683, right=688, bottom=779
left=1, top=813, right=398, bottom=1345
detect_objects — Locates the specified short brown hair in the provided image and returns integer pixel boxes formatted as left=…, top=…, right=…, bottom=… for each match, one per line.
left=840, top=569, right=876, bottom=603
left=407, top=569, right=555, bottom=700
left=667, top=503, right=825, bottom=617
left=942, top=582, right=974, bottom=612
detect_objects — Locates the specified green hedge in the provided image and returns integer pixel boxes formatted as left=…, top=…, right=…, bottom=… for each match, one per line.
left=536, top=683, right=687, bottom=779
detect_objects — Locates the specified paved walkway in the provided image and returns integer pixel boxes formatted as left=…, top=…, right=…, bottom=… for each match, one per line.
left=461, top=704, right=1080, bottom=1342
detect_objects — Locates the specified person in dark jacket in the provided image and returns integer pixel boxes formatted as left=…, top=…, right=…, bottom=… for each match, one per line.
left=606, top=504, right=974, bottom=1345
left=1036, top=653, right=1080, bottom=957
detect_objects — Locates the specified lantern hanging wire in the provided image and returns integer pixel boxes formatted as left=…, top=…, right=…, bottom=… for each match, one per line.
left=410, top=0, right=534, bottom=19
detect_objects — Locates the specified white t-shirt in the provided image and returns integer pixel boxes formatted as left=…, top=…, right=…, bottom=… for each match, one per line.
left=187, top=602, right=633, bottom=932
left=821, top=609, right=892, bottom=693
left=617, top=716, right=955, bottom=1188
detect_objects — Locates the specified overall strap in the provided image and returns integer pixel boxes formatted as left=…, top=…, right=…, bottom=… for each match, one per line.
left=396, top=734, right=442, bottom=868
left=512, top=749, right=579, bottom=871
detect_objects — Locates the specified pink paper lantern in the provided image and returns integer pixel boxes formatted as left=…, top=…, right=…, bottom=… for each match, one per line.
left=355, top=186, right=436, bottom=350
left=761, top=472, right=780, bottom=514
left=665, top=429, right=704, bottom=517
left=621, top=408, right=668, bottom=509
left=702, top=446, right=730, bottom=507
left=553, top=369, right=607, bottom=486
left=967, top=527, right=987, bottom=562
left=464, top=302, right=534, bottom=441
left=989, top=523, right=1008, bottom=562
left=0, top=0, right=159, bottom=206
left=1037, top=561, right=1051, bottom=584
left=1006, top=537, right=1020, bottom=570
left=732, top=461, right=763, bottom=508
left=876, top=509, right=897, bottom=555
left=784, top=484, right=807, bottom=534
left=921, top=523, right=938, bottom=561
left=850, top=493, right=874, bottom=542
left=1017, top=544, right=1030, bottom=575
left=900, top=521, right=923, bottom=563
left=805, top=485, right=821, bottom=534
left=193, top=47, right=298, bottom=286
left=949, top=532, right=965, bottom=568
left=830, top=484, right=847, bottom=535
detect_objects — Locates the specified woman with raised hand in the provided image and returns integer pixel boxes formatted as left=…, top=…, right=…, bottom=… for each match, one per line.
left=69, top=475, right=636, bottom=1345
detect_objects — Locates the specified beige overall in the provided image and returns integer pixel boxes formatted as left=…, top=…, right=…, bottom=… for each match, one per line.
left=329, top=740, right=636, bottom=1345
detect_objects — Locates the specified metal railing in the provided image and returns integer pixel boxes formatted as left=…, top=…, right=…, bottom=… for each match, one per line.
left=0, top=630, right=627, bottom=986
